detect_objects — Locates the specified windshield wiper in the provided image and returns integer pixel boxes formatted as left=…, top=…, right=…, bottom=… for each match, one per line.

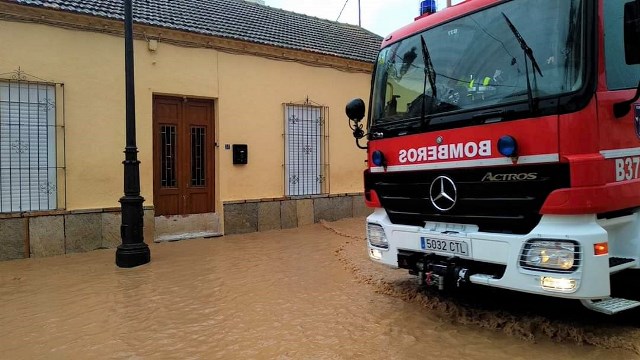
left=420, top=35, right=437, bottom=127
left=501, top=12, right=543, bottom=113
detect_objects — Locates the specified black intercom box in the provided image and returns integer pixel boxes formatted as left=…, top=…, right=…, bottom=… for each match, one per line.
left=232, top=144, right=248, bottom=164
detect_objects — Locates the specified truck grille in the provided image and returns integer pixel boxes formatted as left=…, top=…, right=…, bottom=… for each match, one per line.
left=368, top=164, right=570, bottom=234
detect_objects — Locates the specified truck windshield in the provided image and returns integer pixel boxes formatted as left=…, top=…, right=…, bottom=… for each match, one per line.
left=370, top=0, right=585, bottom=129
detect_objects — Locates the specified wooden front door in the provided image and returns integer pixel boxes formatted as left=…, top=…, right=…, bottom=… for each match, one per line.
left=153, top=96, right=215, bottom=216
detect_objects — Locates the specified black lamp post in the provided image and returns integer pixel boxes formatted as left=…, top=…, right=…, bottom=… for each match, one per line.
left=116, top=0, right=151, bottom=268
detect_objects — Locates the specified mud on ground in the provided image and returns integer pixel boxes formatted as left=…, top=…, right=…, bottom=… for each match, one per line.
left=322, top=218, right=640, bottom=355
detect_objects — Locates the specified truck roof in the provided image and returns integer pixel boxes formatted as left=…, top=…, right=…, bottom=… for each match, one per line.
left=381, top=0, right=500, bottom=49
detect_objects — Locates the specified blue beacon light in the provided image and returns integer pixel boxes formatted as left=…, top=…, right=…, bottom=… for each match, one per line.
left=372, top=150, right=386, bottom=167
left=497, top=135, right=518, bottom=157
left=420, top=0, right=437, bottom=15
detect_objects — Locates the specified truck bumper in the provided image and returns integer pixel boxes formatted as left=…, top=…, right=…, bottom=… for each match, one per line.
left=366, top=208, right=613, bottom=299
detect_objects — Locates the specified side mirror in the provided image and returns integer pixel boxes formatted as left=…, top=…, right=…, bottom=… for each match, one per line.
left=624, top=0, right=640, bottom=64
left=346, top=98, right=366, bottom=122
left=345, top=98, right=367, bottom=149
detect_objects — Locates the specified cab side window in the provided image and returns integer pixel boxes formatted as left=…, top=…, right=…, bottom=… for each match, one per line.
left=604, top=0, right=640, bottom=90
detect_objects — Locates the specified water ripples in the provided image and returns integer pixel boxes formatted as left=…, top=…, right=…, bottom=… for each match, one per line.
left=0, top=220, right=637, bottom=359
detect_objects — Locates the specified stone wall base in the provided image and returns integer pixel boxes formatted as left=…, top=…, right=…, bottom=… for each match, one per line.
left=0, top=208, right=155, bottom=261
left=0, top=193, right=372, bottom=260
left=223, top=193, right=372, bottom=235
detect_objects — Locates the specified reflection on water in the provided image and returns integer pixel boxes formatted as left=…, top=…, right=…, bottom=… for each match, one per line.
left=0, top=219, right=637, bottom=359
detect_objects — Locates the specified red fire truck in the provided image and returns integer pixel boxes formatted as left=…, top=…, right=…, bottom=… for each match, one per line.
left=346, top=0, right=640, bottom=314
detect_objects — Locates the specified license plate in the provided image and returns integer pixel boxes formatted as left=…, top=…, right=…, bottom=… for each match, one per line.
left=420, top=237, right=469, bottom=256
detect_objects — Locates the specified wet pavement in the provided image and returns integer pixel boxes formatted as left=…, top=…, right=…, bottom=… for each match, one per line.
left=1, top=218, right=639, bottom=359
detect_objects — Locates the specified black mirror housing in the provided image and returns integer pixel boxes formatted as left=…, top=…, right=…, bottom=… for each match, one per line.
left=624, top=0, right=640, bottom=64
left=345, top=98, right=366, bottom=122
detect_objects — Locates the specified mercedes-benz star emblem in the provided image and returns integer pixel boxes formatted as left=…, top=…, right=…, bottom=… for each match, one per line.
left=429, top=176, right=457, bottom=211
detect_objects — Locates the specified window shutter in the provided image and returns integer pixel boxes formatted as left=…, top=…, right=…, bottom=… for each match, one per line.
left=0, top=81, right=57, bottom=212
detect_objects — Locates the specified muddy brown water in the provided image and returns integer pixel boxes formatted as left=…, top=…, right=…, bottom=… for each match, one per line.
left=1, top=218, right=639, bottom=359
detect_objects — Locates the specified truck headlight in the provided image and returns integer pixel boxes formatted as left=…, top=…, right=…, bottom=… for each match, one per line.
left=367, top=223, right=388, bottom=249
left=520, top=240, right=579, bottom=272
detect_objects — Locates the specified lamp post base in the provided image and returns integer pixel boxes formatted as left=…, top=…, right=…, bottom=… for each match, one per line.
left=116, top=243, right=151, bottom=268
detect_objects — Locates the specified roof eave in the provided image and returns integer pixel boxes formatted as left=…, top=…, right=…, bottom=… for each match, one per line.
left=0, top=1, right=376, bottom=71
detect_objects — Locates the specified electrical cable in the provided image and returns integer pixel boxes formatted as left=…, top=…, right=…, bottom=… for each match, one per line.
left=336, top=0, right=350, bottom=21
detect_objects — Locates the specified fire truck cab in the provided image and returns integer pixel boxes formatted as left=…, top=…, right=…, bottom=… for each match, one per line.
left=346, top=0, right=640, bottom=314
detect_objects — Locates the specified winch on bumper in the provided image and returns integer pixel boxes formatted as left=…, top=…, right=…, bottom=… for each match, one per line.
left=366, top=208, right=612, bottom=299
left=397, top=252, right=503, bottom=291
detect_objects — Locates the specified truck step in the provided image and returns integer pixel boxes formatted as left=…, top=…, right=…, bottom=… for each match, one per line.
left=580, top=297, right=640, bottom=315
left=609, top=257, right=637, bottom=273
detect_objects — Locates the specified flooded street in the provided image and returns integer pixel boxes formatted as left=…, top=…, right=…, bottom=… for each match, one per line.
left=1, top=218, right=639, bottom=359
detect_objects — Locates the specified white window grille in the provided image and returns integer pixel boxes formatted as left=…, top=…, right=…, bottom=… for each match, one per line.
left=0, top=74, right=61, bottom=213
left=284, top=101, right=329, bottom=196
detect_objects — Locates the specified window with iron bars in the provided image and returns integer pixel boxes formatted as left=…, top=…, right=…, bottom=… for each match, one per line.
left=0, top=69, right=65, bottom=213
left=284, top=101, right=329, bottom=196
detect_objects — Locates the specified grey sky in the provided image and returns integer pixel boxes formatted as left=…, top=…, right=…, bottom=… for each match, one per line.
left=265, top=0, right=465, bottom=37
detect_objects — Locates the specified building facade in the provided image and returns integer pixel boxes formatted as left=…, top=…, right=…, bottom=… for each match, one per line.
left=0, top=0, right=381, bottom=260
